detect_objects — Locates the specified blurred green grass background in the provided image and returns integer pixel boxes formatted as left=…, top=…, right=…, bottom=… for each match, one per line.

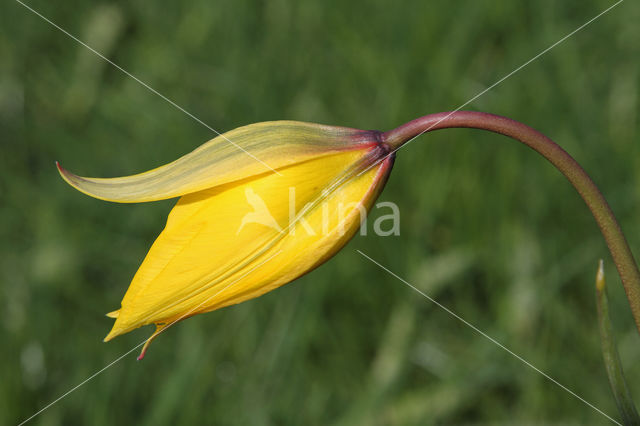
left=2, top=0, right=640, bottom=424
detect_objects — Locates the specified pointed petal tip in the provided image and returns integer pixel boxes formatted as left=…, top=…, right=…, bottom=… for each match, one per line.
left=103, top=327, right=120, bottom=342
left=56, top=163, right=134, bottom=203
left=106, top=310, right=120, bottom=318
left=56, top=160, right=68, bottom=176
left=56, top=161, right=65, bottom=177
left=56, top=161, right=82, bottom=191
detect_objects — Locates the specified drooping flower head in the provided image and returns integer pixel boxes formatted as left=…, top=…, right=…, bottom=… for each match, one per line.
left=58, top=121, right=394, bottom=358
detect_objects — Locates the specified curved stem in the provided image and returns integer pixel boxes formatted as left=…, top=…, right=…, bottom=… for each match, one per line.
left=383, top=111, right=640, bottom=333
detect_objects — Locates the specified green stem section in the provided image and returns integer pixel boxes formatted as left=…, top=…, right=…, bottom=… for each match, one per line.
left=596, top=260, right=640, bottom=425
left=383, top=111, right=640, bottom=333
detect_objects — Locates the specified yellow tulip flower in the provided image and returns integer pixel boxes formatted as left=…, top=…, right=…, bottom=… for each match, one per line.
left=58, top=121, right=394, bottom=358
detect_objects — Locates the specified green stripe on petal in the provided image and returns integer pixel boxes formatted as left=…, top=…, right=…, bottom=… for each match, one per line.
left=58, top=121, right=377, bottom=203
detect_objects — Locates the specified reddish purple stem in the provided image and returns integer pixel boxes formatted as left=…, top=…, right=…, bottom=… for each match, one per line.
left=383, top=111, right=640, bottom=333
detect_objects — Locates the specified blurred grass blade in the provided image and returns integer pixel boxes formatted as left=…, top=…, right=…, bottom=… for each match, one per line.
left=596, top=259, right=640, bottom=425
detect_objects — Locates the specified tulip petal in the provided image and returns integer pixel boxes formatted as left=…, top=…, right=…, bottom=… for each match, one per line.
left=105, top=148, right=393, bottom=342
left=57, top=121, right=377, bottom=203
